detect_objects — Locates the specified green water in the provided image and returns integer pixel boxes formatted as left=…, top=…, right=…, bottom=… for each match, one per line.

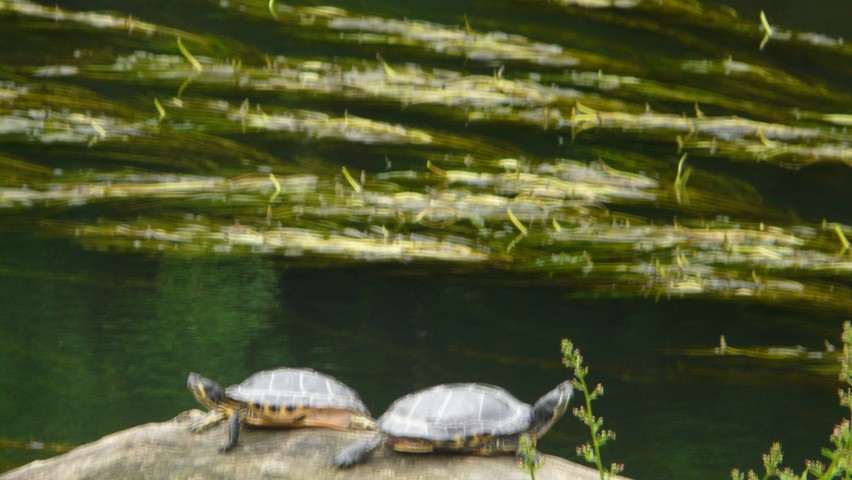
left=1, top=0, right=851, bottom=478
left=0, top=231, right=845, bottom=477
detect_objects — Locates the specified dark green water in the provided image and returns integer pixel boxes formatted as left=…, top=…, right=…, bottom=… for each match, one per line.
left=0, top=230, right=845, bottom=478
left=1, top=0, right=851, bottom=478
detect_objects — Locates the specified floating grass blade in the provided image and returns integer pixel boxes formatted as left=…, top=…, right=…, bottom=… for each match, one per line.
left=154, top=97, right=167, bottom=121
left=758, top=11, right=773, bottom=51
left=177, top=37, right=203, bottom=73
left=269, top=174, right=282, bottom=202
left=341, top=167, right=362, bottom=193
left=674, top=154, right=691, bottom=206
left=90, top=119, right=107, bottom=139
left=507, top=207, right=528, bottom=236
left=835, top=223, right=850, bottom=254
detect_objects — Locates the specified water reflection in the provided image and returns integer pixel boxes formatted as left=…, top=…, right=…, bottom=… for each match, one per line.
left=155, top=256, right=280, bottom=382
left=0, top=242, right=280, bottom=470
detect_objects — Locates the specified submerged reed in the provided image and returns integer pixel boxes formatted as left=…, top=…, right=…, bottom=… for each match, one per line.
left=0, top=0, right=849, bottom=312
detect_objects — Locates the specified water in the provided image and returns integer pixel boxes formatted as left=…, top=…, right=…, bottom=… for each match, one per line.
left=1, top=0, right=851, bottom=478
left=0, top=230, right=844, bottom=477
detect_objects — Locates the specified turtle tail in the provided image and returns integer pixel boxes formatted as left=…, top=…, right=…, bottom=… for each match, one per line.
left=333, top=434, right=382, bottom=468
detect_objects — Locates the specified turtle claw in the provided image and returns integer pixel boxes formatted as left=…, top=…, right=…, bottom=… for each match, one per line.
left=332, top=449, right=358, bottom=468
left=333, top=441, right=364, bottom=468
left=333, top=435, right=382, bottom=468
left=187, top=418, right=208, bottom=433
left=187, top=410, right=225, bottom=433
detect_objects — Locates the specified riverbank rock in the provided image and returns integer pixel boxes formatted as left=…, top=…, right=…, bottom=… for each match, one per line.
left=1, top=410, right=628, bottom=479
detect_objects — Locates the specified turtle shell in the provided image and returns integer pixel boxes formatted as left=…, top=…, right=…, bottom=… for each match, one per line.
left=226, top=368, right=369, bottom=413
left=378, top=383, right=533, bottom=442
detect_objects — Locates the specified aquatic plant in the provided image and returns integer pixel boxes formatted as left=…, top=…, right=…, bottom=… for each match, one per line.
left=517, top=432, right=543, bottom=480
left=731, top=322, right=852, bottom=479
left=562, top=339, right=623, bottom=480
left=0, top=0, right=849, bottom=312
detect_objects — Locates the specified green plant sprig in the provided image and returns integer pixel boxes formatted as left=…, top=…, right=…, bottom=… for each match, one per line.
left=562, top=339, right=623, bottom=480
left=517, top=433, right=543, bottom=480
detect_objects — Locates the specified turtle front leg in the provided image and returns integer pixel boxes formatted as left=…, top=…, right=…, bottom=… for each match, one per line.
left=219, top=409, right=243, bottom=453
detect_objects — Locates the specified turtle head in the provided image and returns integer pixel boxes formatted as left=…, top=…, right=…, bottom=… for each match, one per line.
left=187, top=372, right=225, bottom=409
left=529, top=380, right=573, bottom=439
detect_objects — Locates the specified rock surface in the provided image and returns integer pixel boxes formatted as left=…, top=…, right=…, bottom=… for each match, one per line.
left=1, top=410, right=629, bottom=479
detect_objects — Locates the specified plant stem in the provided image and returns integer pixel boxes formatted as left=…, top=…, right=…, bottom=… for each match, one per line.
left=579, top=374, right=606, bottom=480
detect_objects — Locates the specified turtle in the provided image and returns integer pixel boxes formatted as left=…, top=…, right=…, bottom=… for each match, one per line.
left=187, top=368, right=375, bottom=452
left=333, top=380, right=572, bottom=468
